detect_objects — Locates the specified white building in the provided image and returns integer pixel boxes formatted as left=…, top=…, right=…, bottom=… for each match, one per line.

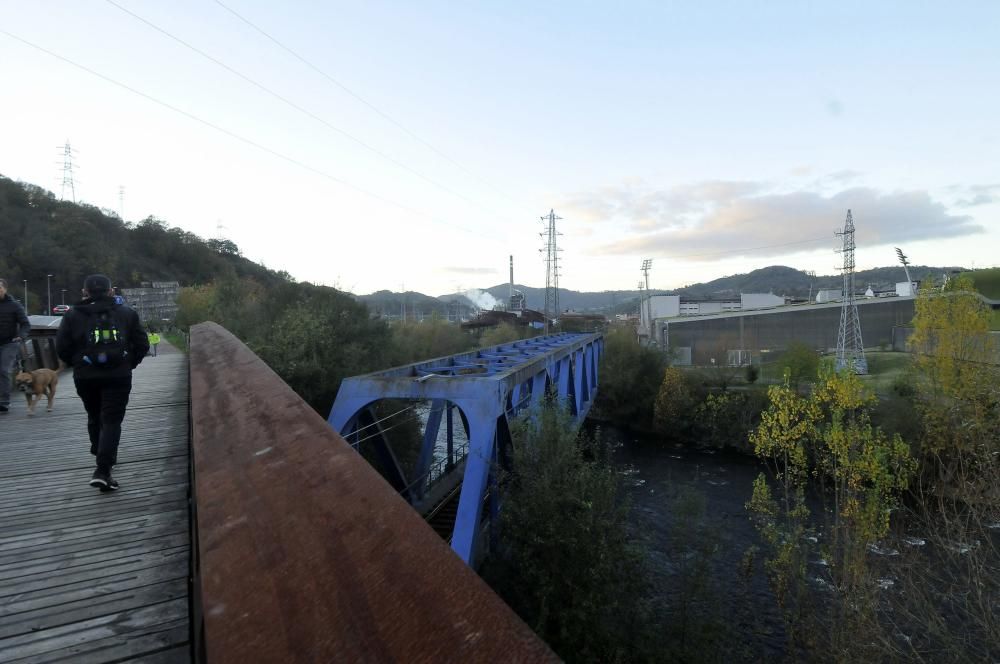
left=815, top=289, right=842, bottom=303
left=640, top=292, right=788, bottom=329
left=740, top=293, right=784, bottom=310
left=895, top=281, right=918, bottom=297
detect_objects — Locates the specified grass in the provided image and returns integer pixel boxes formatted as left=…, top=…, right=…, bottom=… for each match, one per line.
left=163, top=330, right=188, bottom=353
left=965, top=267, right=1000, bottom=300
left=753, top=350, right=912, bottom=395
left=858, top=351, right=911, bottom=395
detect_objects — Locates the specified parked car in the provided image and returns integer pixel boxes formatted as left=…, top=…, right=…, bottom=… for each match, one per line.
left=52, top=304, right=71, bottom=315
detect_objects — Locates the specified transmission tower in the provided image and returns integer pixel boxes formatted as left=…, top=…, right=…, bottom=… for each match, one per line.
left=58, top=141, right=77, bottom=203
left=539, top=209, right=562, bottom=332
left=835, top=210, right=867, bottom=374
left=641, top=259, right=654, bottom=344
left=118, top=185, right=125, bottom=219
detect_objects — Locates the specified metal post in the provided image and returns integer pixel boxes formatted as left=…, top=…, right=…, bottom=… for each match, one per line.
left=641, top=259, right=653, bottom=344
left=446, top=402, right=454, bottom=471
left=46, top=274, right=53, bottom=314
left=61, top=289, right=67, bottom=305
left=23, top=280, right=28, bottom=312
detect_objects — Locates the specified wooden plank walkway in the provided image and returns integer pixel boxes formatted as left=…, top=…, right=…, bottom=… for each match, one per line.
left=0, top=342, right=191, bottom=663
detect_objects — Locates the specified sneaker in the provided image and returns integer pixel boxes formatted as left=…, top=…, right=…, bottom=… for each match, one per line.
left=89, top=469, right=110, bottom=490
left=101, top=477, right=120, bottom=492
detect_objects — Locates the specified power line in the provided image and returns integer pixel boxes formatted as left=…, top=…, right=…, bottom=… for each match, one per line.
left=0, top=29, right=501, bottom=241
left=105, top=0, right=498, bottom=216
left=211, top=0, right=523, bottom=210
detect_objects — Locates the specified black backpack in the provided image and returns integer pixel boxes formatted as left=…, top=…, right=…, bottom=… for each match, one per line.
left=81, top=307, right=129, bottom=368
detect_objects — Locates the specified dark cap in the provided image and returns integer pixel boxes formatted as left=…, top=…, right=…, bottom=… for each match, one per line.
left=84, top=274, right=112, bottom=294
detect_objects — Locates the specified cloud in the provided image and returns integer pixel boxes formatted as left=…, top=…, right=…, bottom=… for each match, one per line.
left=824, top=170, right=862, bottom=183
left=562, top=180, right=761, bottom=231
left=441, top=266, right=499, bottom=275
left=955, top=184, right=1000, bottom=207
left=569, top=180, right=983, bottom=260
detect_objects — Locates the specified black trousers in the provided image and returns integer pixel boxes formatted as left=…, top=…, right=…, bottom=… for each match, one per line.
left=75, top=376, right=132, bottom=473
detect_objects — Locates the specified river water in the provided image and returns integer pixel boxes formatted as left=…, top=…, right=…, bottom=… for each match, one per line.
left=600, top=424, right=788, bottom=659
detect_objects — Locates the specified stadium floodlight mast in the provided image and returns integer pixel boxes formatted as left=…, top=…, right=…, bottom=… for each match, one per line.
left=640, top=259, right=653, bottom=344
left=895, top=247, right=913, bottom=294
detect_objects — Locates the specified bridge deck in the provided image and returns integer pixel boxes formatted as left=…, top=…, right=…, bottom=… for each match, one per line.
left=0, top=343, right=190, bottom=663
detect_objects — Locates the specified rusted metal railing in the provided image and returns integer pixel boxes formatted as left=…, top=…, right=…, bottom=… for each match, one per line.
left=189, top=322, right=555, bottom=663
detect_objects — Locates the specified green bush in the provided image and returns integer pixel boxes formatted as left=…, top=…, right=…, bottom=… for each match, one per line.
left=483, top=401, right=655, bottom=662
left=595, top=327, right=667, bottom=430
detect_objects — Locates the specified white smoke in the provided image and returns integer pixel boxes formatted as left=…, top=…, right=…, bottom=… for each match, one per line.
left=463, top=288, right=498, bottom=310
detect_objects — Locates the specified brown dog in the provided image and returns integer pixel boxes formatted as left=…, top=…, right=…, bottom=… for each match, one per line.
left=15, top=368, right=59, bottom=416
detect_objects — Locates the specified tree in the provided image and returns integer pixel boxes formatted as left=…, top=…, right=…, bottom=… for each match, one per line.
left=908, top=275, right=999, bottom=499
left=595, top=327, right=667, bottom=430
left=780, top=341, right=819, bottom=389
left=483, top=401, right=654, bottom=662
left=653, top=366, right=696, bottom=439
left=389, top=316, right=476, bottom=366
left=747, top=368, right=915, bottom=657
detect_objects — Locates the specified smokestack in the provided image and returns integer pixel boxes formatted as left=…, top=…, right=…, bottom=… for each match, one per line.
left=509, top=255, right=514, bottom=304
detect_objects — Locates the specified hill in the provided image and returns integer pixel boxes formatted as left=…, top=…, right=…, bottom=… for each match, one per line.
left=363, top=263, right=968, bottom=318
left=0, top=176, right=287, bottom=313
left=672, top=264, right=966, bottom=299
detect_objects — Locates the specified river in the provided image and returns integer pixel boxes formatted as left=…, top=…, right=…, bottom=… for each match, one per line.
left=600, top=424, right=788, bottom=659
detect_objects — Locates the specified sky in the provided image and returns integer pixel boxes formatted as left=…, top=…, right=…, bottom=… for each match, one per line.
left=1, top=1, right=998, bottom=296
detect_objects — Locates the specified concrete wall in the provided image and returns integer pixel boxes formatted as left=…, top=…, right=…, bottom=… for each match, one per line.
left=665, top=297, right=915, bottom=365
left=120, top=282, right=180, bottom=324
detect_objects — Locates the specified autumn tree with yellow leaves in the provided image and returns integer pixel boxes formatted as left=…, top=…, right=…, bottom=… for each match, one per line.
left=747, top=367, right=915, bottom=657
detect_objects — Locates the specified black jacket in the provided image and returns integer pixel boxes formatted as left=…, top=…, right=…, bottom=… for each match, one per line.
left=0, top=294, right=30, bottom=345
left=56, top=296, right=150, bottom=380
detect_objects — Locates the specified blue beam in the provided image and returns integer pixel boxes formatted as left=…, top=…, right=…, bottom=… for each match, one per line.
left=327, top=332, right=604, bottom=564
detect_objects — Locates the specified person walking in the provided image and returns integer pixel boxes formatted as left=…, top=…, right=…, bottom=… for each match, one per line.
left=0, top=278, right=31, bottom=414
left=147, top=330, right=160, bottom=357
left=57, top=275, right=149, bottom=490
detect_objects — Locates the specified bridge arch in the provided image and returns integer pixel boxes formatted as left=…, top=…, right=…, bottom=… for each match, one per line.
left=328, top=332, right=604, bottom=563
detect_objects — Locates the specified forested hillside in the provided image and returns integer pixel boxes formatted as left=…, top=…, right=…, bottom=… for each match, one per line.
left=0, top=176, right=284, bottom=312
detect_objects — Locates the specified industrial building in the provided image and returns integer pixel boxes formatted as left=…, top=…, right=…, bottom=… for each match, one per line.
left=661, top=296, right=916, bottom=366
left=639, top=292, right=786, bottom=329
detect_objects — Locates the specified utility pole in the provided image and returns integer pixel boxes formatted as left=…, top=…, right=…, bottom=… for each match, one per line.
left=835, top=210, right=867, bottom=374
left=539, top=209, right=562, bottom=333
left=61, top=289, right=67, bottom=305
left=119, top=185, right=125, bottom=219
left=23, top=280, right=28, bottom=313
left=46, top=274, right=53, bottom=315
left=57, top=141, right=77, bottom=203
left=641, top=259, right=653, bottom=345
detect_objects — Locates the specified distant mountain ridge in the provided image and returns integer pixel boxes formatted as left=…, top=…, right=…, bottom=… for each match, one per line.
left=358, top=264, right=966, bottom=316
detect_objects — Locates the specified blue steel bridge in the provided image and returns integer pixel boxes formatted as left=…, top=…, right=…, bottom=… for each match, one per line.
left=328, top=332, right=604, bottom=564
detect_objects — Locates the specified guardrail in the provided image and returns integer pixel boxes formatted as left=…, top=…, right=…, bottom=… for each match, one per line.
left=188, top=322, right=555, bottom=662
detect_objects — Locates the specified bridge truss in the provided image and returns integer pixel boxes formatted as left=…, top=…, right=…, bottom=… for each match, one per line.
left=328, top=332, right=603, bottom=564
